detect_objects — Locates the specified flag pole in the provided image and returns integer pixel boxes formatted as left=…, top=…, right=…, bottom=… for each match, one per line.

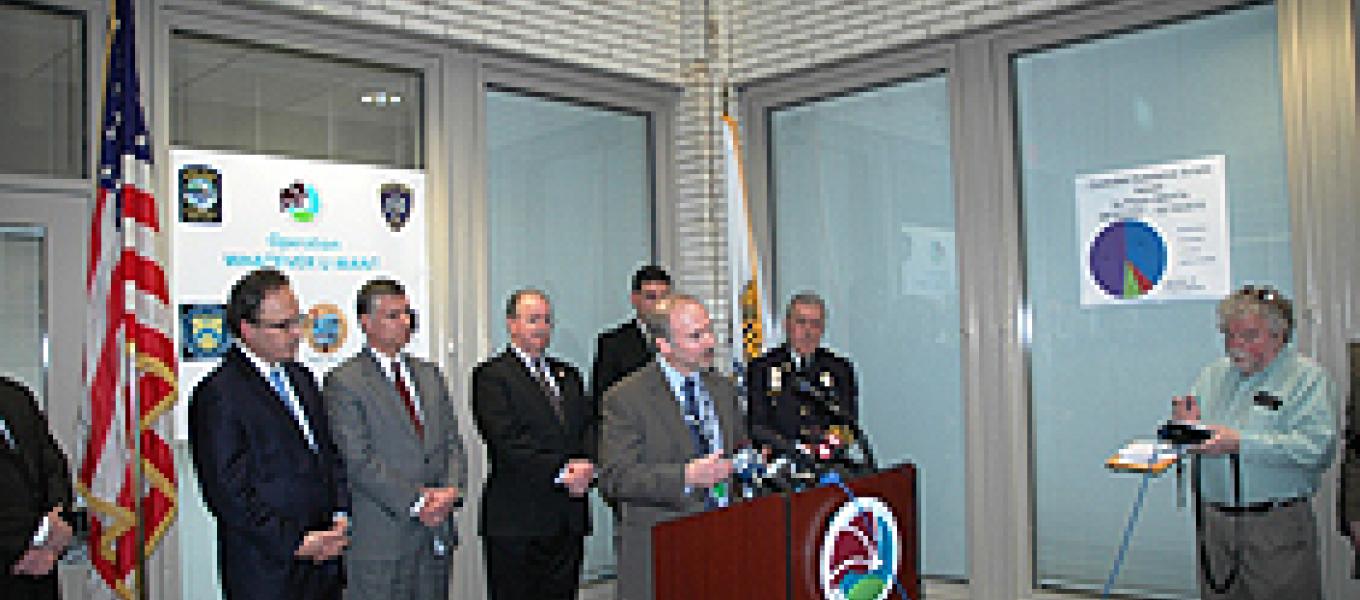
left=128, top=300, right=148, bottom=600
left=116, top=2, right=148, bottom=596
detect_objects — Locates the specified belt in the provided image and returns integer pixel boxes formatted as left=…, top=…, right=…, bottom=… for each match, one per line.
left=1208, top=496, right=1307, bottom=513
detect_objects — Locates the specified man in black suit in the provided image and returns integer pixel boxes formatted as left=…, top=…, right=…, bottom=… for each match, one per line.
left=0, top=376, right=73, bottom=600
left=472, top=289, right=595, bottom=600
left=590, top=265, right=671, bottom=405
left=189, top=268, right=350, bottom=600
left=1343, top=342, right=1359, bottom=577
left=746, top=292, right=859, bottom=452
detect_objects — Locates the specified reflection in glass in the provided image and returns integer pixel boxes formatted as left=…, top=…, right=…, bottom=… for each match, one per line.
left=0, top=225, right=47, bottom=406
left=771, top=75, right=965, bottom=579
left=0, top=4, right=84, bottom=177
left=1017, top=5, right=1288, bottom=597
left=170, top=34, right=423, bottom=168
left=486, top=89, right=651, bottom=580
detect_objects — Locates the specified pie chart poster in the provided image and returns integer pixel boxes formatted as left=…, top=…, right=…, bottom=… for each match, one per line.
left=1075, top=155, right=1229, bottom=307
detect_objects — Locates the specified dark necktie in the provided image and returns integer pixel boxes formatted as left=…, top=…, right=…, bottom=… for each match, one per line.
left=392, top=360, right=424, bottom=440
left=535, top=358, right=564, bottom=420
left=683, top=377, right=720, bottom=510
left=682, top=377, right=713, bottom=456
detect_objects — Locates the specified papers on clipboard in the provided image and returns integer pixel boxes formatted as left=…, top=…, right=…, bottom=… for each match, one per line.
left=1106, top=440, right=1179, bottom=474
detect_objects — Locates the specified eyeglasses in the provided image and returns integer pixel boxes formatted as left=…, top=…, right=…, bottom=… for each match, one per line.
left=1238, top=285, right=1280, bottom=302
left=375, top=308, right=418, bottom=321
left=251, top=314, right=306, bottom=331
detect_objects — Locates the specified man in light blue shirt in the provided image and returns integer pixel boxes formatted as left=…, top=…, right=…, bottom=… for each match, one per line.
left=1172, top=285, right=1336, bottom=600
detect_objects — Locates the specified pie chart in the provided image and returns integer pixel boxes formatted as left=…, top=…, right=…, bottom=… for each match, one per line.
left=1088, top=220, right=1166, bottom=299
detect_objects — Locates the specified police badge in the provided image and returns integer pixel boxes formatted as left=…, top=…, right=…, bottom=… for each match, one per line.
left=304, top=303, right=348, bottom=354
left=379, top=183, right=413, bottom=232
left=180, top=303, right=230, bottom=361
left=178, top=165, right=222, bottom=223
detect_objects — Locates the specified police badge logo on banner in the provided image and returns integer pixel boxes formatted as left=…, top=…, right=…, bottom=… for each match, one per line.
left=179, top=164, right=222, bottom=224
left=180, top=303, right=231, bottom=361
left=379, top=183, right=413, bottom=232
left=305, top=303, right=348, bottom=354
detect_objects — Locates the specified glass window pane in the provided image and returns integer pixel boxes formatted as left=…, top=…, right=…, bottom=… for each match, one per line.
left=0, top=225, right=47, bottom=406
left=1016, top=5, right=1289, bottom=596
left=770, top=75, right=966, bottom=579
left=485, top=88, right=651, bottom=579
left=170, top=34, right=422, bottom=168
left=0, top=3, right=84, bottom=177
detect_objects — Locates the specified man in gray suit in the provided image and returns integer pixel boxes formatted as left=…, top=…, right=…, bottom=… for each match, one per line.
left=324, top=278, right=468, bottom=600
left=600, top=294, right=744, bottom=600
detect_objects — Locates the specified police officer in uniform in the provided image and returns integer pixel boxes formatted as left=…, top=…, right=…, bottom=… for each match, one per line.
left=746, top=292, right=858, bottom=451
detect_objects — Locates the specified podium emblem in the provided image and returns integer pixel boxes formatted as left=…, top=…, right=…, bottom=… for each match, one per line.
left=819, top=496, right=901, bottom=600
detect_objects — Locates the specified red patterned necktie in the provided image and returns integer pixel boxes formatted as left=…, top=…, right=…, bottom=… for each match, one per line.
left=392, top=360, right=424, bottom=440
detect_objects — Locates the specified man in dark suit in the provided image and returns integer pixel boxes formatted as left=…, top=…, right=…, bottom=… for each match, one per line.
left=746, top=292, right=858, bottom=452
left=324, top=278, right=467, bottom=599
left=472, top=289, right=595, bottom=600
left=590, top=265, right=671, bottom=405
left=600, top=294, right=744, bottom=600
left=1343, top=341, right=1359, bottom=577
left=189, top=268, right=350, bottom=600
left=0, top=376, right=73, bottom=600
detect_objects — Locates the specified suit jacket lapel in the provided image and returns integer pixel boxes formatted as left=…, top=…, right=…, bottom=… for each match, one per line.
left=700, top=371, right=739, bottom=452
left=0, top=439, right=34, bottom=489
left=626, top=321, right=650, bottom=357
left=638, top=364, right=692, bottom=454
left=228, top=349, right=316, bottom=455
left=359, top=350, right=425, bottom=443
left=406, top=355, right=447, bottom=452
left=502, top=350, right=569, bottom=433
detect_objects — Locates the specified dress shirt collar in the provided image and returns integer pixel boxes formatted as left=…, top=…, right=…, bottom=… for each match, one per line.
left=370, top=347, right=404, bottom=379
left=237, top=341, right=281, bottom=380
left=510, top=344, right=547, bottom=372
left=1236, top=346, right=1298, bottom=385
left=790, top=345, right=817, bottom=370
left=657, top=356, right=700, bottom=400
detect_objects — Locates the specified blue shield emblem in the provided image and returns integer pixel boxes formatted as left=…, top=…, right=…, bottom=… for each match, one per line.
left=180, top=304, right=230, bottom=361
left=178, top=165, right=222, bottom=224
left=380, top=183, right=413, bottom=232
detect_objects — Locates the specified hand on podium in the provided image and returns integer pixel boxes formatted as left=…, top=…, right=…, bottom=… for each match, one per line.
left=684, top=452, right=732, bottom=489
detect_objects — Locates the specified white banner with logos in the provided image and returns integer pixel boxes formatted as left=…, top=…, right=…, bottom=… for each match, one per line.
left=169, top=148, right=428, bottom=438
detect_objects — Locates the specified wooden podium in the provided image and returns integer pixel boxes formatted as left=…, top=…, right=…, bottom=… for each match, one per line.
left=653, top=463, right=919, bottom=600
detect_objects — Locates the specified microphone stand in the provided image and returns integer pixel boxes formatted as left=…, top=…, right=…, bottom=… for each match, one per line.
left=795, top=375, right=877, bottom=474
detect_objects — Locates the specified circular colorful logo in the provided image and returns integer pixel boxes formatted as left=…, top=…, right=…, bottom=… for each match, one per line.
left=819, top=497, right=901, bottom=600
left=279, top=181, right=321, bottom=223
left=304, top=303, right=348, bottom=354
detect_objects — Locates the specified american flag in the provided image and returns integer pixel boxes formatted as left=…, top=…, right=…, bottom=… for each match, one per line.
left=79, top=0, right=178, bottom=598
